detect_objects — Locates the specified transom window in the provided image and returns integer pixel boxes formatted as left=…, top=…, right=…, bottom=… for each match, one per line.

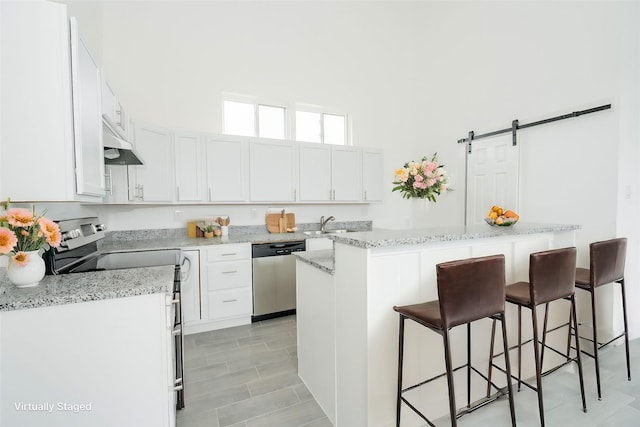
left=223, top=100, right=285, bottom=139
left=223, top=96, right=347, bottom=145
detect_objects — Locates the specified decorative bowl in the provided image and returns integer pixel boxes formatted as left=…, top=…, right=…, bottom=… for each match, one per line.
left=484, top=217, right=518, bottom=227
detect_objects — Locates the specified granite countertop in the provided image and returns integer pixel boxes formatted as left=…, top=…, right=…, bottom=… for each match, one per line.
left=293, top=250, right=335, bottom=275
left=98, top=232, right=312, bottom=253
left=328, top=222, right=581, bottom=249
left=0, top=266, right=174, bottom=312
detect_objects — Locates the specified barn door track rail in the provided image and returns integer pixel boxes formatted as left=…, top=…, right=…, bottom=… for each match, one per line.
left=458, top=104, right=611, bottom=153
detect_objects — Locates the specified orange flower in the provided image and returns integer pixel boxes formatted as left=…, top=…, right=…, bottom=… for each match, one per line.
left=37, top=217, right=61, bottom=247
left=12, top=251, right=29, bottom=267
left=7, top=208, right=34, bottom=228
left=0, top=227, right=17, bottom=254
left=21, top=229, right=29, bottom=236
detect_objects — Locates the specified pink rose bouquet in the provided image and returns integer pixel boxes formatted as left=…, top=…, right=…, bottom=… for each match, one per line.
left=392, top=153, right=451, bottom=202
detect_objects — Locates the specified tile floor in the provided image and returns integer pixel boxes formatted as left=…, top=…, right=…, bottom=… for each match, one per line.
left=177, top=315, right=640, bottom=427
left=177, top=315, right=331, bottom=427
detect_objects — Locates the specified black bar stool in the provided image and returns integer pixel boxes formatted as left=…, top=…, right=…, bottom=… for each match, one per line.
left=573, top=237, right=630, bottom=400
left=494, top=247, right=587, bottom=427
left=394, top=254, right=516, bottom=427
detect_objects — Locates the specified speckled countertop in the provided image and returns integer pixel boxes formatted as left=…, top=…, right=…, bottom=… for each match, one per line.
left=0, top=266, right=174, bottom=312
left=328, top=222, right=580, bottom=249
left=293, top=250, right=335, bottom=275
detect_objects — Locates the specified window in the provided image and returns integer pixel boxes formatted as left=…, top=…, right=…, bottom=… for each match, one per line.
left=222, top=95, right=348, bottom=145
left=223, top=100, right=285, bottom=138
left=295, top=111, right=346, bottom=145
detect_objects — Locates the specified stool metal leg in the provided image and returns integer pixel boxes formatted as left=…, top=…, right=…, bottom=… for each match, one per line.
left=467, top=323, right=472, bottom=408
left=499, top=313, right=517, bottom=427
left=486, top=319, right=497, bottom=397
left=531, top=305, right=546, bottom=427
left=589, top=287, right=602, bottom=400
left=540, top=302, right=550, bottom=370
left=396, top=315, right=405, bottom=427
left=620, top=279, right=631, bottom=381
left=571, top=295, right=588, bottom=412
left=517, top=305, right=523, bottom=392
left=443, top=329, right=458, bottom=427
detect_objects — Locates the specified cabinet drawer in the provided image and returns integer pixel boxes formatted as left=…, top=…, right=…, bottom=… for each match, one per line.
left=206, top=244, right=250, bottom=262
left=208, top=288, right=251, bottom=320
left=207, top=260, right=251, bottom=291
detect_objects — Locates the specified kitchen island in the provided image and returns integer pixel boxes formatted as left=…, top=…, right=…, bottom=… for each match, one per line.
left=295, top=223, right=580, bottom=427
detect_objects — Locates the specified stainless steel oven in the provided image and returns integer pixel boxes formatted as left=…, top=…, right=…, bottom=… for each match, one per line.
left=44, top=217, right=186, bottom=410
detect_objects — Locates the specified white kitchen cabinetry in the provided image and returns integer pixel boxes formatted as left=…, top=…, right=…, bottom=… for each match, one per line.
left=101, top=75, right=129, bottom=139
left=187, top=244, right=252, bottom=333
left=249, top=139, right=297, bottom=202
left=129, top=123, right=174, bottom=202
left=332, top=147, right=362, bottom=201
left=362, top=149, right=384, bottom=202
left=174, top=132, right=203, bottom=202
left=0, top=293, right=174, bottom=427
left=0, top=1, right=104, bottom=202
left=205, top=135, right=247, bottom=202
left=299, top=143, right=332, bottom=202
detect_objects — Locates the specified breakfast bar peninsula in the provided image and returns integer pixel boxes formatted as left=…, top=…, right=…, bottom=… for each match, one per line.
left=294, top=223, right=579, bottom=427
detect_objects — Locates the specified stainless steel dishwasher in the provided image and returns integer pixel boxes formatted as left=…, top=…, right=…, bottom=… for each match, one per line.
left=252, top=240, right=306, bottom=322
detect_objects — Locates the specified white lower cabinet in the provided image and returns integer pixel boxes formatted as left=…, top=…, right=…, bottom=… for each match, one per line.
left=0, top=293, right=174, bottom=427
left=184, top=243, right=252, bottom=334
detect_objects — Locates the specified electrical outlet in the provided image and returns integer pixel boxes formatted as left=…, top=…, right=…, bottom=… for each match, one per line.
left=174, top=210, right=182, bottom=221
left=250, top=208, right=257, bottom=219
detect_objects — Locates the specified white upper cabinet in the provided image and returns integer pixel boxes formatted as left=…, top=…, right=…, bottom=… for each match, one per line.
left=70, top=18, right=105, bottom=197
left=362, top=149, right=384, bottom=202
left=101, top=74, right=129, bottom=139
left=130, top=124, right=174, bottom=202
left=331, top=147, right=362, bottom=201
left=299, top=144, right=332, bottom=202
left=205, top=135, right=246, bottom=202
left=174, top=132, right=202, bottom=202
left=249, top=139, right=297, bottom=202
left=0, top=1, right=104, bottom=202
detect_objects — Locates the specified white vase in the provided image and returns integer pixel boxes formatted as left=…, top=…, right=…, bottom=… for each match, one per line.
left=7, top=250, right=45, bottom=288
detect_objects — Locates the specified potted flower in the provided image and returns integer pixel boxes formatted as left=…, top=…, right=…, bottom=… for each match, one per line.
left=392, top=153, right=451, bottom=202
left=202, top=224, right=216, bottom=238
left=0, top=205, right=62, bottom=287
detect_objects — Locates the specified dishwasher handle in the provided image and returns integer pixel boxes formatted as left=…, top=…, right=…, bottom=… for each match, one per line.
left=252, top=241, right=306, bottom=258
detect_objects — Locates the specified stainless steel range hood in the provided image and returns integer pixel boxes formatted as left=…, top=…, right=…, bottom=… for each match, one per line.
left=102, top=116, right=144, bottom=165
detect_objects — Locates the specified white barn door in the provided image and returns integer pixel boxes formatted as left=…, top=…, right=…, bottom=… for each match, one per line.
left=465, top=135, right=520, bottom=225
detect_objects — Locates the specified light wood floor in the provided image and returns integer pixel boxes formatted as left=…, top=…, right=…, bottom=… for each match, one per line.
left=177, top=315, right=639, bottom=427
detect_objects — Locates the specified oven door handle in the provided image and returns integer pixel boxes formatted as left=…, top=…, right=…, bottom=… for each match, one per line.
left=180, top=255, right=192, bottom=282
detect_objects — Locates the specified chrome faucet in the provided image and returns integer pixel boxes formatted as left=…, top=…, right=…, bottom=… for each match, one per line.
left=320, top=215, right=335, bottom=232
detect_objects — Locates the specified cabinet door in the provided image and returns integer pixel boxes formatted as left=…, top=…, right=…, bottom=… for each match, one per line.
left=103, top=165, right=130, bottom=204
left=174, top=132, right=202, bottom=202
left=205, top=136, right=246, bottom=202
left=70, top=18, right=105, bottom=197
left=362, top=149, right=384, bottom=202
left=299, top=143, right=331, bottom=202
left=332, top=147, right=362, bottom=201
left=132, top=124, right=174, bottom=202
left=249, top=139, right=297, bottom=202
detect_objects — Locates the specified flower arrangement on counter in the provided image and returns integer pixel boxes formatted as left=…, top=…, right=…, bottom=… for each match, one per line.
left=0, top=204, right=61, bottom=266
left=392, top=153, right=451, bottom=202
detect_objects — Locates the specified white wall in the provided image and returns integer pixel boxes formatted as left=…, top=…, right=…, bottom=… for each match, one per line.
left=58, top=0, right=640, bottom=335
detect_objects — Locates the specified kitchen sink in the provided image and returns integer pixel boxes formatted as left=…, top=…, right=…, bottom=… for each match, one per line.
left=303, top=229, right=352, bottom=236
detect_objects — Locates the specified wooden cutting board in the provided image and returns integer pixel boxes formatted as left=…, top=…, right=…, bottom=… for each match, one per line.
left=266, top=213, right=281, bottom=233
left=266, top=212, right=296, bottom=233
